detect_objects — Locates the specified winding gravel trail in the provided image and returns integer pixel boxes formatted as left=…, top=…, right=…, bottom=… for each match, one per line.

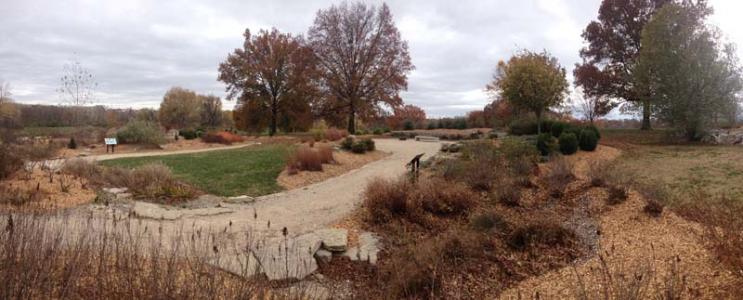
left=182, top=139, right=442, bottom=238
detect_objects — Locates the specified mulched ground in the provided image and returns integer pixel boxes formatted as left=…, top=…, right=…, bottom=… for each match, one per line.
left=317, top=145, right=741, bottom=299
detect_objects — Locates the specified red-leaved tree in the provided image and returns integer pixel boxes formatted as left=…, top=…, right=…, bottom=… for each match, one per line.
left=574, top=0, right=674, bottom=130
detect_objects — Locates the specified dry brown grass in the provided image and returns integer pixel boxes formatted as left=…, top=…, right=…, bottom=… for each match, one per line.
left=287, top=146, right=323, bottom=172
left=364, top=176, right=479, bottom=225
left=363, top=177, right=415, bottom=223
left=544, top=155, right=576, bottom=198
left=58, top=160, right=196, bottom=204
left=324, top=128, right=348, bottom=142
left=317, top=145, right=334, bottom=164
left=0, top=213, right=280, bottom=299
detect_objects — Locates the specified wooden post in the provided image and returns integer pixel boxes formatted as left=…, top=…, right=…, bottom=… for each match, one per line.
left=407, top=153, right=425, bottom=182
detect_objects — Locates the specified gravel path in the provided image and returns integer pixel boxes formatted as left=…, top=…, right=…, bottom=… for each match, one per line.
left=87, top=139, right=441, bottom=240
left=180, top=138, right=441, bottom=238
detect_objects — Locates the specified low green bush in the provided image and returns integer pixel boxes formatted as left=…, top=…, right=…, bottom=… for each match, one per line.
left=351, top=141, right=367, bottom=153
left=116, top=121, right=165, bottom=145
left=558, top=132, right=578, bottom=155
left=179, top=129, right=198, bottom=140
left=361, top=138, right=375, bottom=151
left=508, top=118, right=555, bottom=136
left=340, top=137, right=354, bottom=150
left=579, top=129, right=598, bottom=151
left=585, top=124, right=601, bottom=140
left=536, top=133, right=556, bottom=156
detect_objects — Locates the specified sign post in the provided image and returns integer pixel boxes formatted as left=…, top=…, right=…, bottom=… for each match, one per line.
left=105, top=138, right=118, bottom=153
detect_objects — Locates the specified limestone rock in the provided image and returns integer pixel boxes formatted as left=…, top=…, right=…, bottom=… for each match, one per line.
left=339, top=232, right=380, bottom=264
left=132, top=201, right=233, bottom=220
left=103, top=187, right=128, bottom=194
left=314, top=228, right=348, bottom=252
left=223, top=195, right=255, bottom=205
left=257, top=233, right=322, bottom=280
left=314, top=249, right=333, bottom=263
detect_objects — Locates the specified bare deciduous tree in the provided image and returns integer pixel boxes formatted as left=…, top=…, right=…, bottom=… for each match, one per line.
left=308, top=2, right=414, bottom=134
left=0, top=81, right=11, bottom=103
left=200, top=95, right=223, bottom=128
left=58, top=59, right=98, bottom=106
left=575, top=90, right=618, bottom=123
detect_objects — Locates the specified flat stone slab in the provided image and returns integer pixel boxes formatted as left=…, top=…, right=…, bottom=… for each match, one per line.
left=104, top=187, right=128, bottom=194
left=132, top=201, right=233, bottom=220
left=314, top=228, right=348, bottom=252
left=223, top=195, right=255, bottom=205
left=415, top=135, right=440, bottom=142
left=257, top=233, right=322, bottom=281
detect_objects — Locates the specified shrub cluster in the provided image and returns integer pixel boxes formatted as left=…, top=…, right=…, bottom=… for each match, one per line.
left=341, top=137, right=375, bottom=153
left=179, top=129, right=202, bottom=140
left=116, top=121, right=165, bottom=145
left=364, top=177, right=477, bottom=224
left=508, top=118, right=556, bottom=136
left=201, top=131, right=244, bottom=145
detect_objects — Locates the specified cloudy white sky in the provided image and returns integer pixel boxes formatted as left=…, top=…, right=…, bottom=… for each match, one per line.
left=1, top=0, right=741, bottom=117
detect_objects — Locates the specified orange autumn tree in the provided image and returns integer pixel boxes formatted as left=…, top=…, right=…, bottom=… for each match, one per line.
left=219, top=28, right=317, bottom=136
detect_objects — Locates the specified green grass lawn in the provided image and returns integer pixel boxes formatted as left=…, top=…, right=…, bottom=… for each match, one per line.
left=102, top=144, right=293, bottom=197
left=601, top=129, right=743, bottom=204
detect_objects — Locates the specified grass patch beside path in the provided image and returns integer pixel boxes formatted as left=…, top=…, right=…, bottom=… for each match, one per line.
left=611, top=145, right=743, bottom=204
left=102, top=144, right=292, bottom=197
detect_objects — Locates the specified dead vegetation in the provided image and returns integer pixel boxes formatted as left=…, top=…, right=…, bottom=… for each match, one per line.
left=0, top=213, right=288, bottom=299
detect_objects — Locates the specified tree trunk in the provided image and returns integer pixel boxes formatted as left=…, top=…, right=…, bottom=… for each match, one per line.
left=536, top=110, right=542, bottom=135
left=641, top=99, right=652, bottom=130
left=347, top=99, right=356, bottom=134
left=269, top=97, right=278, bottom=136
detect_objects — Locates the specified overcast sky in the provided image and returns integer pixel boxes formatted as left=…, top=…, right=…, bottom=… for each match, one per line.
left=1, top=0, right=741, bottom=117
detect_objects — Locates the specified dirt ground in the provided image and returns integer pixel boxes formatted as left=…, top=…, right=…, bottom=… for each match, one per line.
left=498, top=146, right=738, bottom=299
left=0, top=169, right=96, bottom=211
left=277, top=146, right=390, bottom=190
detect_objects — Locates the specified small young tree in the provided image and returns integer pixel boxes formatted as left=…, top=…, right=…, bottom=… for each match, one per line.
left=576, top=90, right=617, bottom=123
left=159, top=87, right=202, bottom=130
left=58, top=59, right=97, bottom=106
left=636, top=3, right=742, bottom=140
left=488, top=50, right=569, bottom=134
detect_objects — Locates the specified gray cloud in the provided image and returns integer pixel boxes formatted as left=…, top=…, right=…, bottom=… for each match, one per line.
left=0, top=0, right=740, bottom=117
